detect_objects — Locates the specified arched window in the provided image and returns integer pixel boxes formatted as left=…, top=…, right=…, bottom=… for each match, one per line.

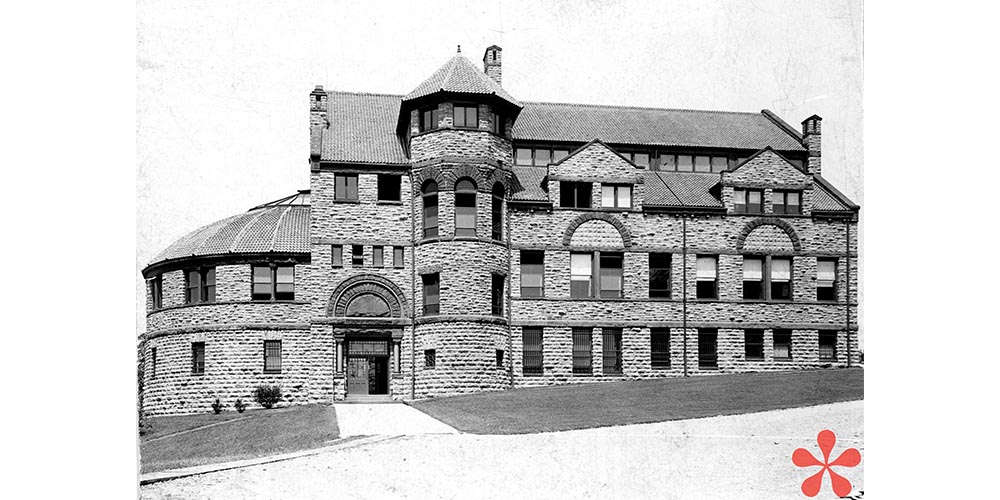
left=455, top=178, right=477, bottom=236
left=492, top=182, right=504, bottom=240
left=422, top=180, right=438, bottom=238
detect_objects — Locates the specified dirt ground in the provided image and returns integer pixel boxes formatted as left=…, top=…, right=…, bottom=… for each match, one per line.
left=140, top=400, right=863, bottom=500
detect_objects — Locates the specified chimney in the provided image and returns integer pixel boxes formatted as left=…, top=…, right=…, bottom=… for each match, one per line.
left=309, top=85, right=327, bottom=166
left=801, top=114, right=822, bottom=175
left=483, top=45, right=502, bottom=86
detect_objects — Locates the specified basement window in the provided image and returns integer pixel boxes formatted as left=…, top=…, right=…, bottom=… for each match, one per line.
left=773, top=330, right=792, bottom=360
left=745, top=329, right=764, bottom=360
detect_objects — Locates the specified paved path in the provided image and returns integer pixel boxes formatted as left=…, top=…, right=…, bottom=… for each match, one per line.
left=333, top=403, right=458, bottom=436
left=141, top=400, right=863, bottom=500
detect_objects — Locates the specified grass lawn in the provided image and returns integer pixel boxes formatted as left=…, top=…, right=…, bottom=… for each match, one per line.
left=140, top=404, right=339, bottom=473
left=412, top=367, right=863, bottom=434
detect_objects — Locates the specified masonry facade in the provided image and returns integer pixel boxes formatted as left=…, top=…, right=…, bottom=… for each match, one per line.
left=141, top=46, right=859, bottom=415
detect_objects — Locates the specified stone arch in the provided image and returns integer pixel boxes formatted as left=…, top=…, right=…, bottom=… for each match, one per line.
left=483, top=167, right=512, bottom=196
left=328, top=274, right=408, bottom=318
left=443, top=164, right=484, bottom=190
left=412, top=167, right=446, bottom=195
left=562, top=213, right=632, bottom=247
left=737, top=217, right=802, bottom=252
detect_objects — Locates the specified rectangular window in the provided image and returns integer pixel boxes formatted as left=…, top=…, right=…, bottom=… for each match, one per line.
left=819, top=331, right=838, bottom=360
left=192, top=342, right=205, bottom=374
left=491, top=113, right=504, bottom=135
left=650, top=328, right=671, bottom=369
left=677, top=155, right=694, bottom=172
left=711, top=156, right=728, bottom=172
left=520, top=250, right=544, bottom=297
left=698, top=329, right=718, bottom=369
left=598, top=252, right=624, bottom=298
left=491, top=273, right=505, bottom=316
left=602, top=328, right=622, bottom=375
left=496, top=349, right=504, bottom=368
left=572, top=328, right=593, bottom=374
left=649, top=253, right=671, bottom=298
left=552, top=149, right=570, bottom=163
left=252, top=265, right=294, bottom=301
left=393, top=246, right=404, bottom=268
left=694, top=155, right=711, bottom=172
left=632, top=153, right=650, bottom=168
left=560, top=181, right=592, bottom=208
left=150, top=347, right=157, bottom=378
left=696, top=255, right=718, bottom=299
left=203, top=268, right=216, bottom=302
left=743, top=257, right=765, bottom=300
left=773, top=191, right=802, bottom=215
left=572, top=251, right=622, bottom=298
left=745, top=329, right=764, bottom=360
left=657, top=153, right=675, bottom=171
left=421, top=108, right=439, bottom=132
left=773, top=329, right=792, bottom=360
left=453, top=105, right=479, bottom=128
left=352, top=245, right=364, bottom=267
left=534, top=148, right=551, bottom=167
left=817, top=259, right=837, bottom=301
left=515, top=147, right=533, bottom=166
left=377, top=174, right=401, bottom=202
left=601, top=184, right=632, bottom=208
left=264, top=340, right=281, bottom=373
left=151, top=275, right=162, bottom=309
left=332, top=245, right=343, bottom=267
left=522, top=327, right=543, bottom=375
left=252, top=265, right=272, bottom=301
left=274, top=266, right=294, bottom=300
left=185, top=269, right=201, bottom=303
left=424, top=349, right=436, bottom=369
left=334, top=173, right=358, bottom=201
left=733, top=189, right=763, bottom=214
left=373, top=246, right=384, bottom=268
left=570, top=253, right=592, bottom=298
left=770, top=258, right=792, bottom=301
left=422, top=273, right=439, bottom=315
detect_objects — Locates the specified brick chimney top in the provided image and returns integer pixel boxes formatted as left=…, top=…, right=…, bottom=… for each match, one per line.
left=801, top=115, right=822, bottom=175
left=483, top=45, right=502, bottom=86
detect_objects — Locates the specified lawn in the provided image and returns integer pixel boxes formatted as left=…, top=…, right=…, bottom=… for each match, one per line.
left=139, top=404, right=340, bottom=473
left=412, top=367, right=863, bottom=434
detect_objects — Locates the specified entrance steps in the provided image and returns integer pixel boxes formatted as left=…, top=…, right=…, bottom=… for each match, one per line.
left=342, top=395, right=397, bottom=404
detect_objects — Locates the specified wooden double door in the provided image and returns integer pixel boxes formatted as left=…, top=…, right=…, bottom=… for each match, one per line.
left=346, top=355, right=389, bottom=395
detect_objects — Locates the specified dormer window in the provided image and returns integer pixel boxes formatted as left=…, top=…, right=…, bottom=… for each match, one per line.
left=453, top=105, right=479, bottom=128
left=773, top=191, right=801, bottom=215
left=491, top=113, right=504, bottom=135
left=601, top=184, right=632, bottom=209
left=733, top=189, right=763, bottom=214
left=420, top=107, right=439, bottom=132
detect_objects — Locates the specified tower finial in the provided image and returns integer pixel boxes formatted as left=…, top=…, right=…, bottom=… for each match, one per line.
left=457, top=44, right=461, bottom=54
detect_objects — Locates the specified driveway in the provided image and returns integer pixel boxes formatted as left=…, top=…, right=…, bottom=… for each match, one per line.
left=140, top=400, right=863, bottom=499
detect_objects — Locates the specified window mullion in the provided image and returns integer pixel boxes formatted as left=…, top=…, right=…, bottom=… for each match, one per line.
left=764, top=256, right=772, bottom=301
left=271, top=265, right=277, bottom=301
left=592, top=251, right=600, bottom=298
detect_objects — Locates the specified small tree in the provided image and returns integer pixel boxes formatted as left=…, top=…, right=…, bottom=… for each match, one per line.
left=254, top=385, right=282, bottom=409
left=211, top=398, right=224, bottom=414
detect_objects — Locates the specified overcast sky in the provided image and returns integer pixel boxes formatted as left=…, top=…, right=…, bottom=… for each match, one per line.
left=136, top=0, right=863, bottom=335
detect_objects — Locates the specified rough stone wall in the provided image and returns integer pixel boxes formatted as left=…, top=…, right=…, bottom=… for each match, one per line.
left=415, top=321, right=509, bottom=398
left=410, top=129, right=512, bottom=164
left=550, top=142, right=642, bottom=182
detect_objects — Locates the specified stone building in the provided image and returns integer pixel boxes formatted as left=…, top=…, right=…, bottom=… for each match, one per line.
left=141, top=46, right=859, bottom=415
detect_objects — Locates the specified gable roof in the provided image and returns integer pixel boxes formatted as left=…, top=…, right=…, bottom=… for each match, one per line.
left=321, top=92, right=408, bottom=164
left=551, top=138, right=638, bottom=169
left=512, top=102, right=805, bottom=152
left=403, top=54, right=521, bottom=107
left=510, top=166, right=548, bottom=202
left=813, top=175, right=860, bottom=212
left=727, top=146, right=808, bottom=175
left=644, top=172, right=724, bottom=209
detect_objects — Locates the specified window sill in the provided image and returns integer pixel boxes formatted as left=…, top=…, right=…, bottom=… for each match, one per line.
left=773, top=357, right=793, bottom=362
left=745, top=357, right=765, bottom=362
left=376, top=200, right=403, bottom=205
left=651, top=366, right=672, bottom=370
left=698, top=366, right=719, bottom=370
left=522, top=372, right=545, bottom=377
left=263, top=370, right=282, bottom=375
left=331, top=199, right=360, bottom=204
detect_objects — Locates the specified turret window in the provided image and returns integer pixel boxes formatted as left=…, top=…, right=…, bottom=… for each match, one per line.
left=422, top=273, right=440, bottom=315
left=252, top=265, right=295, bottom=301
left=454, top=179, right=477, bottom=236
left=422, top=181, right=438, bottom=238
left=150, top=275, right=162, bottom=309
left=492, top=183, right=504, bottom=240
left=185, top=268, right=215, bottom=304
left=420, top=108, right=439, bottom=131
left=453, top=105, right=479, bottom=128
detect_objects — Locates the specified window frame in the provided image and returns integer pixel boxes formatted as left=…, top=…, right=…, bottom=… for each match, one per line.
left=571, top=250, right=623, bottom=299
left=184, top=267, right=215, bottom=304
left=649, top=253, right=672, bottom=298
left=602, top=328, right=623, bottom=375
left=742, top=255, right=794, bottom=302
left=698, top=329, right=718, bottom=369
left=192, top=342, right=205, bottom=375
left=263, top=340, right=282, bottom=374
left=334, top=173, right=359, bottom=201
left=351, top=245, right=364, bottom=267
left=491, top=273, right=505, bottom=316
left=773, top=329, right=793, bottom=360
left=422, top=273, right=440, bottom=316
left=491, top=183, right=504, bottom=240
left=773, top=190, right=802, bottom=215
left=817, top=258, right=838, bottom=302
left=522, top=327, right=543, bottom=375
left=332, top=245, right=343, bottom=267
left=601, top=184, right=633, bottom=209
left=150, top=347, right=157, bottom=378
left=424, top=349, right=436, bottom=369
left=496, top=349, right=504, bottom=368
left=572, top=327, right=593, bottom=375
left=151, top=275, right=163, bottom=309
left=744, top=329, right=764, bottom=360
left=422, top=180, right=438, bottom=238
left=515, top=146, right=572, bottom=166
left=454, top=178, right=477, bottom=237
left=733, top=188, right=764, bottom=214
left=453, top=104, right=479, bottom=129
left=376, top=174, right=401, bottom=202
left=770, top=257, right=793, bottom=301
left=654, top=153, right=729, bottom=173
left=373, top=246, right=384, bottom=268
left=420, top=107, right=440, bottom=132
left=819, top=331, right=838, bottom=361
left=393, top=246, right=405, bottom=268
left=559, top=181, right=592, bottom=209
left=520, top=250, right=545, bottom=297
left=650, top=328, right=671, bottom=369
left=696, top=255, right=718, bottom=300
left=251, top=264, right=295, bottom=301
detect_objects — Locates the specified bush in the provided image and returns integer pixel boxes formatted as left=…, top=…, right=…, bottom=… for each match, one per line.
left=253, top=385, right=282, bottom=409
left=211, top=398, right=223, bottom=414
left=234, top=398, right=246, bottom=413
left=138, top=405, right=153, bottom=436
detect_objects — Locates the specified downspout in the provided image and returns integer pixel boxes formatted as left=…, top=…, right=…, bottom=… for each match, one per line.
left=410, top=170, right=417, bottom=399
left=846, top=218, right=852, bottom=368
left=682, top=214, right=689, bottom=377
left=505, top=183, right=513, bottom=389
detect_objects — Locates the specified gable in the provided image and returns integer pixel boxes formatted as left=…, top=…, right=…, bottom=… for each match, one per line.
left=549, top=140, right=639, bottom=182
left=728, top=148, right=808, bottom=186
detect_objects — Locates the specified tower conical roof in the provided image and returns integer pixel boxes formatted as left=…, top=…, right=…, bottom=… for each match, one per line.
left=403, top=53, right=521, bottom=108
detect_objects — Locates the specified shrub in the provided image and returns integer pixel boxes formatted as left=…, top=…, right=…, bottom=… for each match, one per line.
left=253, top=385, right=282, bottom=409
left=234, top=398, right=246, bottom=413
left=211, top=398, right=223, bottom=414
left=138, top=405, right=153, bottom=436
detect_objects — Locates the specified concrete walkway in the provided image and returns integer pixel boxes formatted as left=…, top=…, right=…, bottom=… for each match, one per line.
left=333, top=402, right=459, bottom=436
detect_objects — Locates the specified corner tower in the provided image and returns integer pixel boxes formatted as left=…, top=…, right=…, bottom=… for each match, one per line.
left=398, top=47, right=522, bottom=398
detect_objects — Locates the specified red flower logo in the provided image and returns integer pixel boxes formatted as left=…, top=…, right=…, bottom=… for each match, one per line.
left=792, top=429, right=861, bottom=497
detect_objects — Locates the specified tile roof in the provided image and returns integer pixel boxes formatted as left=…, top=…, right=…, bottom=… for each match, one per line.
left=644, top=172, right=723, bottom=208
left=812, top=175, right=859, bottom=212
left=150, top=200, right=310, bottom=266
left=512, top=102, right=806, bottom=151
left=403, top=54, right=521, bottom=107
left=510, top=166, right=548, bottom=202
left=321, top=92, right=408, bottom=164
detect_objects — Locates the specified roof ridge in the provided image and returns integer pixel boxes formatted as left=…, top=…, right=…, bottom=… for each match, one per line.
left=327, top=90, right=403, bottom=98
left=228, top=208, right=269, bottom=254
left=520, top=100, right=765, bottom=116
left=269, top=205, right=291, bottom=251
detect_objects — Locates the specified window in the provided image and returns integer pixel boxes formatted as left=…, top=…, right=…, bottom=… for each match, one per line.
left=422, top=273, right=439, bottom=315
left=264, top=340, right=281, bottom=373
left=711, top=157, right=728, bottom=172
left=420, top=107, right=439, bottom=132
left=572, top=328, right=593, bottom=374
left=655, top=153, right=728, bottom=172
left=552, top=149, right=570, bottom=163
left=698, top=329, right=718, bottom=369
left=602, top=328, right=623, bottom=374
left=252, top=265, right=295, bottom=301
left=150, top=347, right=157, bottom=378
left=150, top=275, right=162, bottom=309
left=192, top=342, right=205, bottom=374
left=743, top=257, right=764, bottom=300
left=455, top=179, right=477, bottom=236
left=515, top=147, right=570, bottom=166
left=522, top=327, right=543, bottom=375
left=571, top=251, right=623, bottom=298
left=733, top=189, right=763, bottom=214
left=491, top=113, right=504, bottom=135
left=817, top=259, right=837, bottom=301
left=352, top=245, right=364, bottom=266
left=422, top=181, right=438, bottom=237
left=373, top=246, right=384, bottom=267
left=651, top=328, right=670, bottom=369
left=819, top=331, right=838, bottom=360
left=496, top=349, right=504, bottom=368
left=534, top=149, right=551, bottom=166
left=655, top=153, right=675, bottom=171
left=677, top=155, right=694, bottom=172
left=570, top=253, right=592, bottom=298
left=773, top=329, right=792, bottom=360
left=332, top=245, right=343, bottom=267
left=696, top=256, right=718, bottom=299
left=492, top=183, right=504, bottom=240
left=694, top=155, right=711, bottom=172
left=393, top=246, right=404, bottom=268
left=601, top=184, right=632, bottom=209
left=599, top=253, right=624, bottom=298
left=453, top=105, right=478, bottom=128
left=560, top=181, right=592, bottom=208
left=773, top=191, right=802, bottom=215
left=515, top=147, right=533, bottom=166
left=770, top=258, right=792, bottom=301
left=424, top=349, right=436, bottom=369
left=334, top=173, right=358, bottom=201
left=649, top=253, right=671, bottom=298
left=491, top=273, right=505, bottom=316
left=520, top=250, right=544, bottom=297
left=185, top=268, right=215, bottom=304
left=377, top=174, right=401, bottom=202
left=745, top=329, right=764, bottom=360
